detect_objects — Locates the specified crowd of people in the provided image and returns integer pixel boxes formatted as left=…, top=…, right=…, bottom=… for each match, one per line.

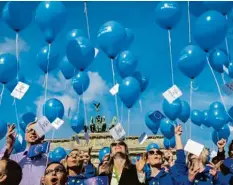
left=1, top=121, right=233, bottom=185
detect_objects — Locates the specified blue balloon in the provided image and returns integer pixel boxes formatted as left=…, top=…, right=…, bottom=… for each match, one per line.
left=20, top=112, right=36, bottom=132
left=189, top=1, right=207, bottom=17
left=52, top=147, right=67, bottom=162
left=66, top=29, right=86, bottom=43
left=97, top=21, right=127, bottom=59
left=162, top=99, right=182, bottom=121
left=208, top=108, right=227, bottom=131
left=202, top=110, right=211, bottom=128
left=154, top=1, right=181, bottom=29
left=209, top=101, right=225, bottom=111
left=145, top=112, right=160, bottom=134
left=0, top=120, right=7, bottom=140
left=0, top=53, right=17, bottom=84
left=67, top=36, right=95, bottom=71
left=160, top=118, right=175, bottom=139
left=178, top=100, right=190, bottom=123
left=163, top=137, right=176, bottom=149
left=72, top=71, right=90, bottom=95
left=2, top=2, right=32, bottom=31
left=60, top=56, right=77, bottom=80
left=43, top=98, right=64, bottom=123
left=35, top=1, right=67, bottom=43
left=119, top=77, right=141, bottom=108
left=123, top=28, right=134, bottom=50
left=212, top=124, right=230, bottom=145
left=204, top=1, right=233, bottom=15
left=178, top=45, right=207, bottom=79
left=99, top=147, right=110, bottom=162
left=13, top=129, right=26, bottom=154
left=37, top=45, right=60, bottom=73
left=191, top=110, right=203, bottom=126
left=132, top=71, right=149, bottom=92
left=116, top=51, right=138, bottom=78
left=71, top=115, right=85, bottom=134
left=228, top=62, right=233, bottom=78
left=193, top=11, right=228, bottom=51
left=208, top=49, right=229, bottom=73
left=5, top=75, right=26, bottom=93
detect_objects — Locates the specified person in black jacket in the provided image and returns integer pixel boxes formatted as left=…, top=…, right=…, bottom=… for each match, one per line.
left=99, top=140, right=147, bottom=185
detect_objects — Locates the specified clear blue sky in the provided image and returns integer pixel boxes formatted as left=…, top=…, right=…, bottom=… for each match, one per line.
left=0, top=1, right=232, bottom=150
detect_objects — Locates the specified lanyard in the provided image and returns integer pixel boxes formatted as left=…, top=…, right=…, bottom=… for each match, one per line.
left=113, top=166, right=121, bottom=184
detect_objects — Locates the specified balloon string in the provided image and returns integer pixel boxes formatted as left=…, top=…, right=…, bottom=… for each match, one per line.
left=111, top=58, right=119, bottom=122
left=84, top=1, right=91, bottom=39
left=0, top=85, right=4, bottom=105
left=77, top=96, right=81, bottom=115
left=83, top=90, right=88, bottom=127
left=36, top=103, right=41, bottom=118
left=12, top=97, right=16, bottom=106
left=221, top=73, right=226, bottom=85
left=44, top=44, right=51, bottom=103
left=16, top=32, right=19, bottom=80
left=189, top=80, right=193, bottom=139
left=120, top=101, right=123, bottom=124
left=168, top=29, right=174, bottom=86
left=207, top=57, right=233, bottom=120
left=14, top=100, right=20, bottom=130
left=46, top=129, right=55, bottom=166
left=187, top=1, right=191, bottom=43
left=139, top=98, right=143, bottom=112
left=127, top=109, right=131, bottom=137
left=225, top=37, right=230, bottom=61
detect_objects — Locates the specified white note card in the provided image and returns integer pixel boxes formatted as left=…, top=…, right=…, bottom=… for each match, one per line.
left=223, top=65, right=229, bottom=75
left=51, top=118, right=64, bottom=129
left=11, top=81, right=30, bottom=100
left=109, top=123, right=126, bottom=141
left=222, top=81, right=233, bottom=96
left=94, top=48, right=99, bottom=58
left=184, top=139, right=204, bottom=157
left=33, top=116, right=52, bottom=137
left=110, top=83, right=119, bottom=95
left=163, top=85, right=182, bottom=104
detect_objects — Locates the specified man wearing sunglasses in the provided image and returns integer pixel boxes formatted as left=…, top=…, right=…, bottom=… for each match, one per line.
left=2, top=122, right=48, bottom=185
left=41, top=162, right=67, bottom=185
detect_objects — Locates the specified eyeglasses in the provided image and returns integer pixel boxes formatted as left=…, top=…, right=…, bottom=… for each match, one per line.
left=45, top=166, right=65, bottom=176
left=80, top=154, right=90, bottom=159
left=26, top=128, right=35, bottom=134
left=111, top=141, right=125, bottom=147
left=148, top=150, right=162, bottom=156
left=68, top=153, right=79, bottom=158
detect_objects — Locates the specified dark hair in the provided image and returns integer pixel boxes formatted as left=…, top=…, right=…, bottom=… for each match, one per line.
left=228, top=140, right=233, bottom=158
left=45, top=162, right=66, bottom=174
left=2, top=158, right=22, bottom=185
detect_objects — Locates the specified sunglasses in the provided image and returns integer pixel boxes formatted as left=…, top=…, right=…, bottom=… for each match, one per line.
left=111, top=141, right=125, bottom=147
left=68, top=153, right=79, bottom=158
left=45, top=166, right=65, bottom=176
left=148, top=150, right=162, bottom=156
left=26, top=128, right=36, bottom=134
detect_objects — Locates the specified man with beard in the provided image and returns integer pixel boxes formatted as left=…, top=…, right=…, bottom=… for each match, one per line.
left=41, top=162, right=67, bottom=185
left=99, top=140, right=146, bottom=185
left=2, top=122, right=48, bottom=185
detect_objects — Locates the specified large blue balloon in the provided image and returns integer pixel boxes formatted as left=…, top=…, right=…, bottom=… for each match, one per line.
left=43, top=98, right=64, bottom=123
left=228, top=62, right=233, bottom=78
left=60, top=56, right=77, bottom=80
left=162, top=99, right=182, bottom=121
left=20, top=112, right=36, bottom=132
left=154, top=1, right=181, bottom=29
left=204, top=2, right=233, bottom=15
left=99, top=147, right=110, bottom=162
left=212, top=124, right=230, bottom=145
left=2, top=2, right=32, bottom=31
left=160, top=118, right=175, bottom=139
left=123, top=28, right=134, bottom=50
left=191, top=110, right=203, bottom=126
left=145, top=111, right=160, bottom=134
left=208, top=49, right=229, bottom=73
left=52, top=147, right=67, bottom=162
left=189, top=1, right=207, bottom=17
left=202, top=110, right=211, bottom=128
left=178, top=100, right=190, bottom=123
left=71, top=115, right=84, bottom=134
left=209, top=101, right=225, bottom=111
left=119, top=77, right=141, bottom=108
left=35, top=1, right=67, bottom=43
left=97, top=21, right=127, bottom=59
left=5, top=75, right=26, bottom=93
left=0, top=120, right=7, bottom=140
left=66, top=29, right=86, bottom=43
left=0, top=53, right=17, bottom=84
left=178, top=45, right=207, bottom=79
left=37, top=45, right=60, bottom=73
left=132, top=71, right=149, bottom=92
left=116, top=51, right=138, bottom=78
left=193, top=11, right=228, bottom=51
left=72, top=71, right=90, bottom=95
left=208, top=107, right=227, bottom=131
left=67, top=36, right=95, bottom=71
left=163, top=137, right=176, bottom=149
left=13, top=129, right=26, bottom=154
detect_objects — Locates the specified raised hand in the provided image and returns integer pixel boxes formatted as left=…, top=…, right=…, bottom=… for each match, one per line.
left=188, top=159, right=200, bottom=182
left=136, top=153, right=146, bottom=173
left=5, top=124, right=16, bottom=157
left=175, top=124, right=182, bottom=136
left=217, top=139, right=226, bottom=152
left=207, top=163, right=218, bottom=177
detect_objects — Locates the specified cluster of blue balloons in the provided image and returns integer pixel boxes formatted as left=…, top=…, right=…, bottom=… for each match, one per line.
left=49, top=147, right=67, bottom=162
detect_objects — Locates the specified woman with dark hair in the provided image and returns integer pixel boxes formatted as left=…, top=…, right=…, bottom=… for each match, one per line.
left=99, top=141, right=147, bottom=185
